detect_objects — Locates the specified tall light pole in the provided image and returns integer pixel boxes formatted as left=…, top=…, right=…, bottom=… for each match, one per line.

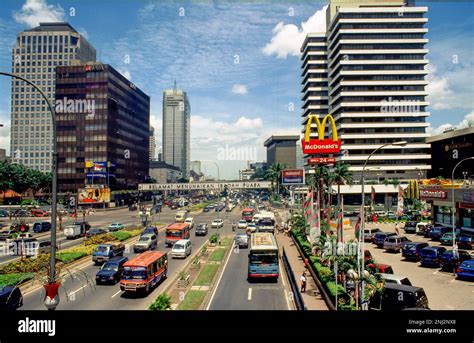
left=450, top=156, right=474, bottom=275
left=0, top=71, right=59, bottom=310
left=203, top=161, right=221, bottom=235
left=358, top=140, right=407, bottom=310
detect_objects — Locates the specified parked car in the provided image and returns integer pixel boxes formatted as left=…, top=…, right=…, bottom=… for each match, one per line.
left=439, top=232, right=460, bottom=245
left=416, top=222, right=431, bottom=236
left=92, top=243, right=125, bottom=264
left=237, top=220, right=248, bottom=230
left=95, top=256, right=128, bottom=285
left=373, top=232, right=397, bottom=248
left=203, top=206, right=210, bottom=212
left=383, top=236, right=411, bottom=253
left=419, top=246, right=447, bottom=267
left=234, top=233, right=249, bottom=248
left=142, top=226, right=159, bottom=236
left=108, top=223, right=124, bottom=232
left=423, top=225, right=433, bottom=238
left=458, top=235, right=474, bottom=250
left=403, top=221, right=418, bottom=234
left=378, top=273, right=412, bottom=286
left=402, top=242, right=430, bottom=261
left=184, top=217, right=194, bottom=229
left=370, top=283, right=429, bottom=310
left=429, top=226, right=452, bottom=241
left=0, top=286, right=23, bottom=310
left=439, top=250, right=471, bottom=271
left=133, top=234, right=157, bottom=253
left=363, top=228, right=381, bottom=242
left=456, top=259, right=474, bottom=280
left=86, top=228, right=108, bottom=238
left=211, top=219, right=224, bottom=228
left=195, top=223, right=208, bottom=236
left=171, top=239, right=192, bottom=258
left=32, top=221, right=51, bottom=233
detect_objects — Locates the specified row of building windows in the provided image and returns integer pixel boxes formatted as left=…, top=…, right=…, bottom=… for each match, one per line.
left=19, top=34, right=78, bottom=46
left=12, top=53, right=74, bottom=62
left=343, top=127, right=426, bottom=133
left=339, top=23, right=425, bottom=29
left=338, top=13, right=425, bottom=19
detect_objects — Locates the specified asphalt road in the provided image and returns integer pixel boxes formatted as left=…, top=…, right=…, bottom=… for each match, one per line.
left=347, top=222, right=474, bottom=310
left=208, top=230, right=291, bottom=310
left=20, top=207, right=239, bottom=310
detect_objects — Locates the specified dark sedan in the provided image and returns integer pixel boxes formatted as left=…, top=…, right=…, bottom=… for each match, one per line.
left=195, top=223, right=208, bottom=236
left=86, top=228, right=108, bottom=238
left=419, top=246, right=447, bottom=267
left=402, top=242, right=429, bottom=261
left=439, top=250, right=472, bottom=271
left=95, top=256, right=128, bottom=285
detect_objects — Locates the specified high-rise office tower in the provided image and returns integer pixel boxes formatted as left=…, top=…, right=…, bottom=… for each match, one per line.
left=301, top=0, right=431, bottom=181
left=149, top=127, right=156, bottom=161
left=10, top=22, right=96, bottom=171
left=162, top=87, right=190, bottom=178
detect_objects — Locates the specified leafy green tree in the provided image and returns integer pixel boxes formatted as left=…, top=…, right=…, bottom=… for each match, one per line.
left=265, top=162, right=287, bottom=194
left=331, top=162, right=353, bottom=206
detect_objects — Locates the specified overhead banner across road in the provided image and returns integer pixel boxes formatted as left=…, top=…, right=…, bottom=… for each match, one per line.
left=138, top=181, right=272, bottom=191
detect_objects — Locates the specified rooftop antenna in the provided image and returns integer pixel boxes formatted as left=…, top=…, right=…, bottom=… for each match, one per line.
left=174, top=80, right=177, bottom=93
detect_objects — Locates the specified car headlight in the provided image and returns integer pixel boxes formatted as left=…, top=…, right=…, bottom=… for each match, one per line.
left=109, top=276, right=115, bottom=280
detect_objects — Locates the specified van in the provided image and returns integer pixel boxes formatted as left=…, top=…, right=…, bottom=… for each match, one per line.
left=175, top=211, right=187, bottom=223
left=171, top=239, right=192, bottom=258
left=383, top=236, right=411, bottom=253
left=363, top=228, right=381, bottom=242
left=379, top=273, right=412, bottom=286
left=370, top=283, right=429, bottom=310
left=415, top=222, right=431, bottom=236
left=403, top=221, right=418, bottom=234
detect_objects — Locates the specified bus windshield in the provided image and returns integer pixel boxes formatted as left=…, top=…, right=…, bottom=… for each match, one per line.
left=242, top=210, right=254, bottom=216
left=249, top=252, right=278, bottom=265
left=166, top=230, right=182, bottom=237
left=258, top=219, right=275, bottom=226
left=122, top=267, right=147, bottom=280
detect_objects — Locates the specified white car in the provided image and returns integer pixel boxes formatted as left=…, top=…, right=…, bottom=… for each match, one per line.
left=247, top=223, right=257, bottom=233
left=108, top=223, right=124, bottom=231
left=237, top=220, right=248, bottom=229
left=184, top=217, right=194, bottom=229
left=211, top=219, right=224, bottom=228
left=171, top=239, right=192, bottom=258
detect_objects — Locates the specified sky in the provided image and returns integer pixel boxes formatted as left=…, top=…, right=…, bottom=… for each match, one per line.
left=0, top=0, right=473, bottom=179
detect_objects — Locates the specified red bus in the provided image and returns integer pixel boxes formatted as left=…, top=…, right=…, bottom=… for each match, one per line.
left=165, top=223, right=190, bottom=247
left=242, top=207, right=255, bottom=222
left=120, top=251, right=168, bottom=294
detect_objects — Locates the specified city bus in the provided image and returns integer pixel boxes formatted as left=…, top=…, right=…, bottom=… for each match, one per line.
left=242, top=207, right=255, bottom=222
left=120, top=251, right=168, bottom=294
left=248, top=232, right=279, bottom=281
left=254, top=211, right=276, bottom=233
left=165, top=222, right=190, bottom=247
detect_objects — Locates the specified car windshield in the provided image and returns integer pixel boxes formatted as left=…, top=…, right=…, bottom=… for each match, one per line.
left=101, top=264, right=118, bottom=272
left=401, top=278, right=412, bottom=286
left=166, top=230, right=182, bottom=237
left=139, top=237, right=150, bottom=242
left=461, top=261, right=474, bottom=268
left=122, top=267, right=146, bottom=280
left=95, top=246, right=109, bottom=252
left=239, top=221, right=246, bottom=224
left=173, top=244, right=184, bottom=250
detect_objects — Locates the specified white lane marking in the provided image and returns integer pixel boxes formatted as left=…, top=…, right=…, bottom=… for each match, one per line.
left=205, top=241, right=234, bottom=310
left=111, top=289, right=122, bottom=298
left=248, top=287, right=252, bottom=301
left=69, top=284, right=87, bottom=296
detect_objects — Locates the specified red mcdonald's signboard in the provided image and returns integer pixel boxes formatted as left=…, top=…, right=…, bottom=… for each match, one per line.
left=302, top=114, right=341, bottom=155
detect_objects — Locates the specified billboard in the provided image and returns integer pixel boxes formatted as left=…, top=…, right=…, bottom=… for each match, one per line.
left=78, top=187, right=111, bottom=204
left=138, top=181, right=272, bottom=191
left=281, top=169, right=305, bottom=185
left=302, top=114, right=341, bottom=155
left=308, top=157, right=336, bottom=164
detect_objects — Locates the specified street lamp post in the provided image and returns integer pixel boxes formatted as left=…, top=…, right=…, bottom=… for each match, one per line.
left=358, top=140, right=407, bottom=310
left=450, top=156, right=474, bottom=275
left=0, top=71, right=59, bottom=310
left=203, top=161, right=221, bottom=237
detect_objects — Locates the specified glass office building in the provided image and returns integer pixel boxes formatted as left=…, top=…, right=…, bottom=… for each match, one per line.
left=55, top=63, right=150, bottom=192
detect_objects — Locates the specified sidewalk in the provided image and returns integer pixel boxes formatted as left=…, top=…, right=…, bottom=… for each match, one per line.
left=273, top=210, right=329, bottom=311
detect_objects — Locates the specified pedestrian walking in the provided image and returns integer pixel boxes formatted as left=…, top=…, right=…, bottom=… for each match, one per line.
left=395, top=222, right=400, bottom=235
left=300, top=272, right=307, bottom=293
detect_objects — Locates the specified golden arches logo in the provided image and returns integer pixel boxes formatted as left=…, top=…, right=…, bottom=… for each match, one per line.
left=304, top=114, right=338, bottom=143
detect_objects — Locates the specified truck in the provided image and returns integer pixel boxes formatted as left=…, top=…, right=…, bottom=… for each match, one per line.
left=92, top=243, right=125, bottom=265
left=63, top=222, right=91, bottom=239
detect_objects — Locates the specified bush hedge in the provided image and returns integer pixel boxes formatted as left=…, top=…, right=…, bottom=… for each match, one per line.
left=0, top=273, right=35, bottom=287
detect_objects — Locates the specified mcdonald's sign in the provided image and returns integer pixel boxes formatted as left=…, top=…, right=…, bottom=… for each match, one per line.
left=302, top=114, right=341, bottom=154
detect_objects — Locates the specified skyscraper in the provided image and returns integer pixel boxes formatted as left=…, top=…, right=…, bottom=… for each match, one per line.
left=10, top=22, right=96, bottom=171
left=301, top=0, right=431, bottom=181
left=55, top=63, right=150, bottom=192
left=149, top=126, right=156, bottom=161
left=162, top=87, right=190, bottom=178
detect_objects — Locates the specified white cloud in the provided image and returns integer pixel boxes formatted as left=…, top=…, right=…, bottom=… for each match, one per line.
left=13, top=0, right=65, bottom=28
left=0, top=120, right=11, bottom=156
left=262, top=5, right=327, bottom=59
left=426, top=64, right=455, bottom=110
left=428, top=111, right=474, bottom=135
left=232, top=84, right=248, bottom=95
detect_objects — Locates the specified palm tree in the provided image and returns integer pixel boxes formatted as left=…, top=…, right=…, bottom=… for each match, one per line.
left=331, top=162, right=353, bottom=206
left=265, top=162, right=287, bottom=194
